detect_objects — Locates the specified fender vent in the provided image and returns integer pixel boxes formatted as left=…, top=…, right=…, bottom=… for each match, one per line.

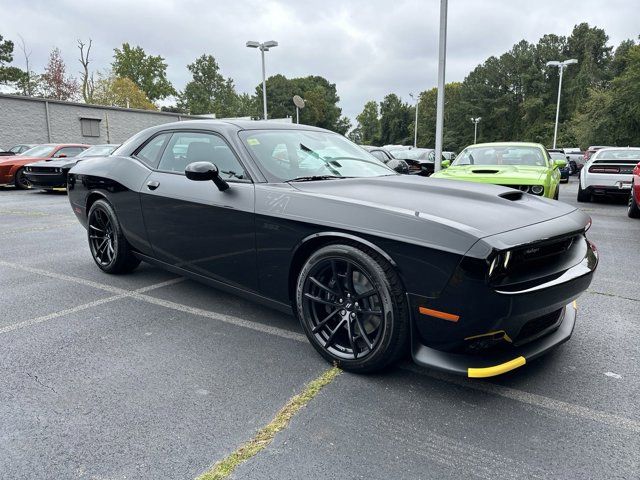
left=499, top=191, right=524, bottom=201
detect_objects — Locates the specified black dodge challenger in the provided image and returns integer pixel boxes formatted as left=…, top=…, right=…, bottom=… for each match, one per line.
left=67, top=121, right=598, bottom=377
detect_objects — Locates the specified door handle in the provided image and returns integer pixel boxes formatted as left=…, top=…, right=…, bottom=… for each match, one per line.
left=146, top=180, right=160, bottom=191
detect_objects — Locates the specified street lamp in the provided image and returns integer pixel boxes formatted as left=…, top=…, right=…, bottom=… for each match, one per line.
left=471, top=117, right=481, bottom=144
left=246, top=40, right=278, bottom=120
left=409, top=93, right=419, bottom=148
left=434, top=0, right=448, bottom=172
left=546, top=58, right=578, bottom=149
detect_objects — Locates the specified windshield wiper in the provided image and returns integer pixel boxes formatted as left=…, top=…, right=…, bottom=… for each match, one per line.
left=288, top=175, right=347, bottom=182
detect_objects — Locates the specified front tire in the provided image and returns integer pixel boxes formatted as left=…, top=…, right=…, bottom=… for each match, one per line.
left=628, top=186, right=640, bottom=218
left=87, top=199, right=141, bottom=274
left=14, top=168, right=31, bottom=190
left=296, top=243, right=409, bottom=373
left=577, top=181, right=591, bottom=202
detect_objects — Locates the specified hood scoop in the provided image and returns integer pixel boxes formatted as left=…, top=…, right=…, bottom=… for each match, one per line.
left=472, top=169, right=500, bottom=174
left=498, top=190, right=524, bottom=201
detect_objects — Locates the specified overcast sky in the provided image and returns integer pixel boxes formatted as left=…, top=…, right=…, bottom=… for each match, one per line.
left=1, top=0, right=638, bottom=120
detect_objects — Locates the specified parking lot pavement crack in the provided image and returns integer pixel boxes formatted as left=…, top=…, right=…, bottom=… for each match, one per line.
left=196, top=366, right=341, bottom=480
left=586, top=289, right=640, bottom=303
left=26, top=372, right=57, bottom=394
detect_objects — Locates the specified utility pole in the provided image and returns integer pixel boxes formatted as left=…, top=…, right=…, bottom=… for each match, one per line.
left=434, top=0, right=448, bottom=172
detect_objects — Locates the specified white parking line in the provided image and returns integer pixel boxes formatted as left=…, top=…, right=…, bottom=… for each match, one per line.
left=401, top=364, right=640, bottom=434
left=2, top=259, right=639, bottom=434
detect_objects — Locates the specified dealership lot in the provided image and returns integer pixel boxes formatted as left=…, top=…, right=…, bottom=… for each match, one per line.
left=0, top=180, right=638, bottom=479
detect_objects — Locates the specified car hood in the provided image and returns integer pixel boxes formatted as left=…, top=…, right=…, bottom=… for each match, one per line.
left=433, top=164, right=547, bottom=183
left=0, top=155, right=48, bottom=166
left=289, top=175, right=575, bottom=239
left=26, top=158, right=76, bottom=168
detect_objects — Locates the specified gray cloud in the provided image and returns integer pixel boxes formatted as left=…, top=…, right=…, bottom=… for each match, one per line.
left=2, top=0, right=638, bottom=120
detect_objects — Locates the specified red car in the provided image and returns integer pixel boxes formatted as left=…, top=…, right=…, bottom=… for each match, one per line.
left=0, top=144, right=88, bottom=189
left=629, top=161, right=640, bottom=218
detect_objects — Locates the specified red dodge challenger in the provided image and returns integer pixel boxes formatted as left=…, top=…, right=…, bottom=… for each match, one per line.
left=0, top=144, right=88, bottom=189
left=629, top=160, right=640, bottom=218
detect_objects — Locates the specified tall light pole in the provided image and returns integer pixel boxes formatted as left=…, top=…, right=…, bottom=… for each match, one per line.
left=546, top=58, right=578, bottom=149
left=434, top=0, right=448, bottom=172
left=409, top=93, right=419, bottom=148
left=246, top=40, right=278, bottom=120
left=471, top=117, right=481, bottom=144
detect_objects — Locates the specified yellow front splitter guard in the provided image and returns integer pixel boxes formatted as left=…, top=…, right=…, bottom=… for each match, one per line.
left=467, top=356, right=526, bottom=378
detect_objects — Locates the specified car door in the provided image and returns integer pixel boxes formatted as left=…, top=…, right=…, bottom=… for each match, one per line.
left=140, top=130, right=257, bottom=291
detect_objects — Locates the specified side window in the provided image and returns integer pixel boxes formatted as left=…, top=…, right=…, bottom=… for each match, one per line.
left=134, top=133, right=171, bottom=169
left=158, top=132, right=246, bottom=180
left=370, top=150, right=388, bottom=161
left=55, top=147, right=85, bottom=158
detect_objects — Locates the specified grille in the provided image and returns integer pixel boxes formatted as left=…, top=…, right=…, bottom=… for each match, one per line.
left=513, top=308, right=564, bottom=346
left=28, top=166, right=56, bottom=173
left=511, top=235, right=576, bottom=267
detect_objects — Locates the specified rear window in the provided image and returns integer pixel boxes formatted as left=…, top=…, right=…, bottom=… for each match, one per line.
left=594, top=150, right=640, bottom=161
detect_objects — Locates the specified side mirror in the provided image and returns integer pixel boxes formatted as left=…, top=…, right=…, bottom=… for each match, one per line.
left=441, top=159, right=451, bottom=169
left=553, top=159, right=567, bottom=169
left=56, top=153, right=67, bottom=158
left=185, top=161, right=229, bottom=191
left=386, top=159, right=409, bottom=174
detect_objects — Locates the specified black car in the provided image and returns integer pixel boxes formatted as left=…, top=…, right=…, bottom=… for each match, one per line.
left=24, top=144, right=118, bottom=190
left=0, top=144, right=36, bottom=156
left=360, top=145, right=409, bottom=174
left=388, top=148, right=438, bottom=176
left=67, top=121, right=597, bottom=377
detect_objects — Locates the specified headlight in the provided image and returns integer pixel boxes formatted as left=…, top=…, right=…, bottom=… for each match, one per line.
left=487, top=250, right=513, bottom=279
left=518, top=185, right=530, bottom=192
left=530, top=185, right=544, bottom=195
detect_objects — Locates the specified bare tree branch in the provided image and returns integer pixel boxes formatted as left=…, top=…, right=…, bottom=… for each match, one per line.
left=78, top=38, right=93, bottom=103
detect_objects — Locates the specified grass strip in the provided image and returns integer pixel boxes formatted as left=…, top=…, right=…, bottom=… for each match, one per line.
left=197, top=366, right=341, bottom=480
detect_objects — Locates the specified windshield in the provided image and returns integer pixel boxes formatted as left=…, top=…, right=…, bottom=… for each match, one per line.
left=452, top=145, right=548, bottom=167
left=240, top=130, right=393, bottom=182
left=391, top=149, right=434, bottom=161
left=78, top=145, right=117, bottom=157
left=549, top=152, right=566, bottom=160
left=21, top=145, right=55, bottom=158
left=594, top=149, right=640, bottom=161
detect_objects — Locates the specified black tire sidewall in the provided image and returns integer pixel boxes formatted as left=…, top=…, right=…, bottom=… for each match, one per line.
left=14, top=168, right=30, bottom=189
left=295, top=244, right=404, bottom=372
left=87, top=199, right=139, bottom=274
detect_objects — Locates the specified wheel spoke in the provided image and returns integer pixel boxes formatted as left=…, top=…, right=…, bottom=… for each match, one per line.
left=353, top=289, right=377, bottom=301
left=345, top=262, right=354, bottom=293
left=89, top=224, right=104, bottom=233
left=331, top=260, right=344, bottom=296
left=324, top=318, right=346, bottom=348
left=312, top=309, right=340, bottom=334
left=354, top=316, right=374, bottom=350
left=304, top=292, right=340, bottom=308
left=346, top=315, right=358, bottom=359
left=309, top=276, right=339, bottom=297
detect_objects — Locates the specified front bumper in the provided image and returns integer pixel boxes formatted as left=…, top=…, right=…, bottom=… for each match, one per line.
left=23, top=170, right=67, bottom=189
left=412, top=302, right=576, bottom=377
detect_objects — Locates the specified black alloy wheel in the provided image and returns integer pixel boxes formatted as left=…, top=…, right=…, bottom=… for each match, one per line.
left=87, top=199, right=141, bottom=274
left=296, top=244, right=409, bottom=372
left=14, top=168, right=31, bottom=189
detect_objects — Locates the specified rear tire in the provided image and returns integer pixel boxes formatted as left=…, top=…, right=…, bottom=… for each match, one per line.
left=628, top=186, right=640, bottom=218
left=14, top=168, right=31, bottom=190
left=577, top=182, right=591, bottom=203
left=87, top=199, right=141, bottom=274
left=296, top=243, right=409, bottom=373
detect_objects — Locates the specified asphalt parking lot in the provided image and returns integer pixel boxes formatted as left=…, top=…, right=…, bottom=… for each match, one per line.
left=1, top=178, right=638, bottom=480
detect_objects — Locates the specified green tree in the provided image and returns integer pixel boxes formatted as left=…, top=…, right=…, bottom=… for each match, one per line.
left=178, top=54, right=240, bottom=116
left=93, top=73, right=156, bottom=110
left=112, top=43, right=175, bottom=102
left=378, top=94, right=412, bottom=145
left=355, top=101, right=380, bottom=145
left=0, top=34, right=23, bottom=85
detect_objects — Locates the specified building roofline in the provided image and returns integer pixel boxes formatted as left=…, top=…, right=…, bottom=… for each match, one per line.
left=0, top=93, right=200, bottom=118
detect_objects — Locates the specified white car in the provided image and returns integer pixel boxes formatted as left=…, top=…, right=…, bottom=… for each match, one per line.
left=578, top=147, right=640, bottom=202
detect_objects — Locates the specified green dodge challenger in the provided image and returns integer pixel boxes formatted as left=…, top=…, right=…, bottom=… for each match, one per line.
left=432, top=142, right=566, bottom=199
